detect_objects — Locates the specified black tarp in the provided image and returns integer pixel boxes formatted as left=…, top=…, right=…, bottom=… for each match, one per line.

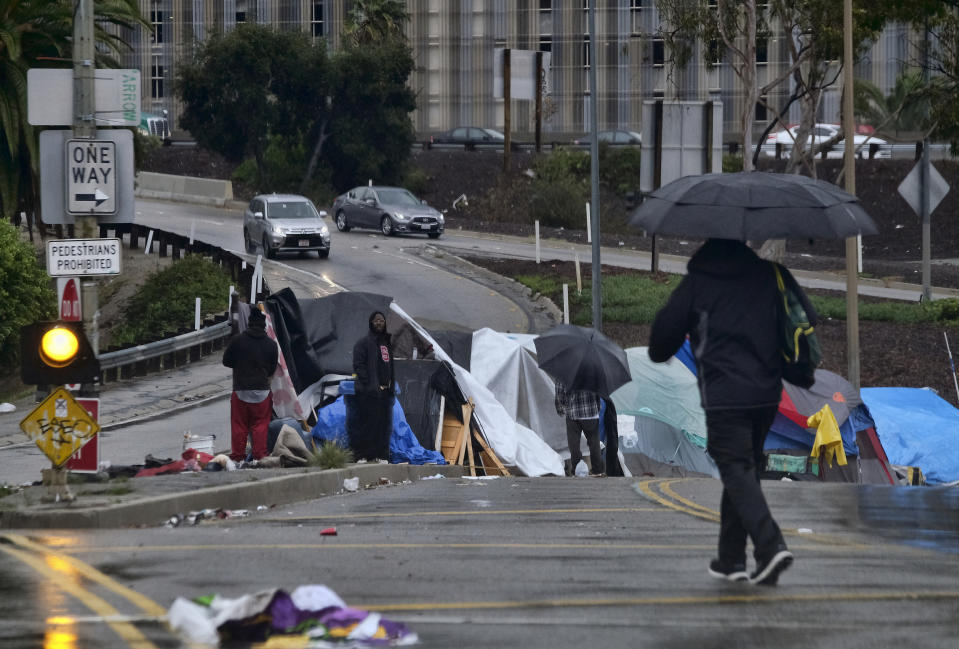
left=264, top=289, right=393, bottom=393
left=395, top=360, right=443, bottom=450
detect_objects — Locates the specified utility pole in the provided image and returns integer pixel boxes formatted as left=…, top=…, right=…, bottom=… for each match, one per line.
left=842, top=0, right=860, bottom=389
left=587, top=2, right=602, bottom=332
left=921, top=20, right=932, bottom=302
left=73, top=0, right=100, bottom=369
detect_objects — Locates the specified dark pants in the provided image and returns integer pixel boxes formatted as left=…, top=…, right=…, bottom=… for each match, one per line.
left=705, top=406, right=785, bottom=566
left=346, top=392, right=394, bottom=461
left=567, top=417, right=605, bottom=475
left=230, top=392, right=272, bottom=461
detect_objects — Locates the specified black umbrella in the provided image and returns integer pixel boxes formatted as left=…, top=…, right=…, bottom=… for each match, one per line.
left=533, top=324, right=630, bottom=399
left=629, top=171, right=878, bottom=240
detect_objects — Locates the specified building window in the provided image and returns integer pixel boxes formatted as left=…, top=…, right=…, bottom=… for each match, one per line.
left=652, top=38, right=665, bottom=66
left=707, top=39, right=722, bottom=65
left=539, top=36, right=552, bottom=52
left=236, top=0, right=247, bottom=23
left=151, top=57, right=164, bottom=98
left=150, top=1, right=164, bottom=44
left=630, top=0, right=643, bottom=9
left=539, top=0, right=551, bottom=10
left=756, top=97, right=768, bottom=121
left=311, top=1, right=325, bottom=38
left=757, top=38, right=768, bottom=64
left=583, top=35, right=590, bottom=69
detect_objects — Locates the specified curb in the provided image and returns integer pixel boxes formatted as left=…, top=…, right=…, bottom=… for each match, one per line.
left=0, top=463, right=466, bottom=529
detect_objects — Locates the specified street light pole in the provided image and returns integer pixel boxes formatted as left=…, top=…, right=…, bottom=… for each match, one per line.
left=588, top=2, right=602, bottom=331
left=842, top=0, right=860, bottom=389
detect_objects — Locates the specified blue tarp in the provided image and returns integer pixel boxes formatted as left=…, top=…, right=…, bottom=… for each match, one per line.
left=311, top=396, right=446, bottom=466
left=766, top=406, right=868, bottom=456
left=861, top=387, right=959, bottom=485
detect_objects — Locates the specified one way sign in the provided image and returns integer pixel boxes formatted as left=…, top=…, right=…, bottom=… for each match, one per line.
left=66, top=140, right=116, bottom=214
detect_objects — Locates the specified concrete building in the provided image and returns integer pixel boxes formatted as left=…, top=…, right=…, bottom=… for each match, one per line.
left=124, top=1, right=920, bottom=145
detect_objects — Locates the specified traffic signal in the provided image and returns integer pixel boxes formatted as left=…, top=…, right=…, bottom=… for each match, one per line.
left=20, top=321, right=100, bottom=386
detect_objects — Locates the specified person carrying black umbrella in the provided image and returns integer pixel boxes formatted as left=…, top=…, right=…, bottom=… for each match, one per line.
left=648, top=238, right=816, bottom=586
left=554, top=379, right=606, bottom=477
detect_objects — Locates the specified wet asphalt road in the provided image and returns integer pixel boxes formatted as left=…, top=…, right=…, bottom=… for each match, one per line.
left=2, top=476, right=958, bottom=648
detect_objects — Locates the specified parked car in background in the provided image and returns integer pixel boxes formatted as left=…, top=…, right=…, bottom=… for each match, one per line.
left=763, top=123, right=890, bottom=159
left=573, top=130, right=642, bottom=146
left=332, top=186, right=444, bottom=239
left=430, top=126, right=505, bottom=147
left=243, top=194, right=330, bottom=259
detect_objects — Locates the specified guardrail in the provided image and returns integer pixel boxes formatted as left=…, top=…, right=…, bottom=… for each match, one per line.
left=98, top=321, right=232, bottom=383
left=93, top=223, right=268, bottom=384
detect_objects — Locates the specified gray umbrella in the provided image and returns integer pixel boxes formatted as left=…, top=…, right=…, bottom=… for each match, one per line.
left=629, top=171, right=878, bottom=240
left=533, top=324, right=631, bottom=399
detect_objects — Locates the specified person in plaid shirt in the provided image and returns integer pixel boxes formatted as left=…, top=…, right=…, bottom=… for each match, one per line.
left=554, top=380, right=606, bottom=477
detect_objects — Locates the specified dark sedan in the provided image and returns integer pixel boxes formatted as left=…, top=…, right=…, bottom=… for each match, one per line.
left=332, top=186, right=445, bottom=239
left=430, top=126, right=505, bottom=147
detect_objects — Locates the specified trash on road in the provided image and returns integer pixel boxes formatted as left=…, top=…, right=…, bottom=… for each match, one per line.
left=342, top=477, right=360, bottom=492
left=168, top=584, right=418, bottom=646
left=320, top=527, right=337, bottom=536
left=0, top=402, right=16, bottom=413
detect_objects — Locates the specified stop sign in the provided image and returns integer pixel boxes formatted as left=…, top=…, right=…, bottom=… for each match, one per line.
left=58, top=277, right=82, bottom=321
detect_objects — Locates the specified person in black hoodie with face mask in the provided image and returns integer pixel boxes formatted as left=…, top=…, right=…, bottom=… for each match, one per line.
left=348, top=311, right=396, bottom=462
left=649, top=238, right=816, bottom=587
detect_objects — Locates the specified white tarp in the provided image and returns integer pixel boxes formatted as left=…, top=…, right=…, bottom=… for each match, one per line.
left=468, top=329, right=569, bottom=455
left=390, top=305, right=565, bottom=477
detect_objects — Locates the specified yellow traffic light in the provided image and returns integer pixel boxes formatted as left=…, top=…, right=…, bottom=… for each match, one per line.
left=40, top=326, right=80, bottom=367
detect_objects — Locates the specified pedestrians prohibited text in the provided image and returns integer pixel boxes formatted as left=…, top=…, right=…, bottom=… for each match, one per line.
left=66, top=139, right=117, bottom=214
left=46, top=238, right=122, bottom=276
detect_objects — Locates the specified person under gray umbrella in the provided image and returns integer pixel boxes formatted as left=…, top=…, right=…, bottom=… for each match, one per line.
left=648, top=238, right=815, bottom=586
left=637, top=170, right=878, bottom=586
left=534, top=325, right=631, bottom=478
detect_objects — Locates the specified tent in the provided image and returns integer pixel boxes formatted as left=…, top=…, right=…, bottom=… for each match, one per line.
left=861, top=387, right=959, bottom=485
left=263, top=290, right=564, bottom=477
left=611, top=347, right=719, bottom=478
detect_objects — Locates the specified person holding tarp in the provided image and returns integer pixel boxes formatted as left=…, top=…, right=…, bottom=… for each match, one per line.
left=349, top=311, right=396, bottom=462
left=648, top=238, right=815, bottom=586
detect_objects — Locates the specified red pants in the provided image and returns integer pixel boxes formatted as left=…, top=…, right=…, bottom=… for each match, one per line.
left=230, top=392, right=272, bottom=461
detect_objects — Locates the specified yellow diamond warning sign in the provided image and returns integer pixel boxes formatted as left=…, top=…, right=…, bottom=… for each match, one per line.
left=20, top=387, right=100, bottom=467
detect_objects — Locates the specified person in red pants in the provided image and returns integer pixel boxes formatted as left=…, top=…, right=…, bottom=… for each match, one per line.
left=222, top=307, right=278, bottom=462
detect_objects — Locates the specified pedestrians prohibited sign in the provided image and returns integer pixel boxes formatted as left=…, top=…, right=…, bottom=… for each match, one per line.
left=46, top=238, right=122, bottom=276
left=66, top=139, right=116, bottom=214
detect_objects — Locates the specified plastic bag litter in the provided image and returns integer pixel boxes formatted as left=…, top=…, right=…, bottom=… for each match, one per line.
left=167, top=584, right=417, bottom=647
left=342, top=477, right=359, bottom=492
left=0, top=402, right=16, bottom=413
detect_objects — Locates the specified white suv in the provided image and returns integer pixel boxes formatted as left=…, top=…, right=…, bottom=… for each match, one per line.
left=243, top=194, right=331, bottom=259
left=764, top=123, right=890, bottom=159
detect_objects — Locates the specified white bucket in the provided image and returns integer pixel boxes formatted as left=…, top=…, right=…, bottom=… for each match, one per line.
left=183, top=434, right=216, bottom=455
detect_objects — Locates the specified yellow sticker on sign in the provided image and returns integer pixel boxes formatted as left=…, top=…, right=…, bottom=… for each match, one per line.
left=20, top=387, right=100, bottom=467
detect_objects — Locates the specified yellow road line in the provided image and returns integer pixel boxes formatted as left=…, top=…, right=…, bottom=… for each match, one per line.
left=0, top=542, right=161, bottom=649
left=357, top=589, right=959, bottom=612
left=254, top=506, right=659, bottom=521
left=637, top=479, right=871, bottom=550
left=4, top=534, right=167, bottom=617
left=68, top=542, right=716, bottom=554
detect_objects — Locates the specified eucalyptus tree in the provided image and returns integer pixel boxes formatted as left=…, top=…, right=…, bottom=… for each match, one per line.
left=343, top=0, right=409, bottom=47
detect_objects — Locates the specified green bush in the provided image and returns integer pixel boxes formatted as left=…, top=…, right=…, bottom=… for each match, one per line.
left=110, top=255, right=233, bottom=345
left=402, top=166, right=430, bottom=195
left=529, top=182, right=587, bottom=229
left=0, top=222, right=56, bottom=369
left=308, top=440, right=354, bottom=469
left=723, top=154, right=744, bottom=172
left=600, top=146, right=642, bottom=195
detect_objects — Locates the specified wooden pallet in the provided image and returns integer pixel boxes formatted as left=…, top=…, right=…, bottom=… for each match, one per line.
left=436, top=397, right=510, bottom=476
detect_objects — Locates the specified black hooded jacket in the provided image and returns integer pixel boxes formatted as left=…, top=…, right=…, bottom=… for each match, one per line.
left=353, top=312, right=395, bottom=395
left=222, top=325, right=279, bottom=391
left=648, top=239, right=816, bottom=410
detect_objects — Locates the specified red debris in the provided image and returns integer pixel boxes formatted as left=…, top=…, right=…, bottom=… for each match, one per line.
left=320, top=527, right=337, bottom=536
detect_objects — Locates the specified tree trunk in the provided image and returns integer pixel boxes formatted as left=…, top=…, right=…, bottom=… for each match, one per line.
left=299, top=120, right=329, bottom=195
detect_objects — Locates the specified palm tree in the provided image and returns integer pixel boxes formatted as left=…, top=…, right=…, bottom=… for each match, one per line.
left=343, top=0, right=409, bottom=47
left=854, top=71, right=929, bottom=139
left=0, top=0, right=146, bottom=223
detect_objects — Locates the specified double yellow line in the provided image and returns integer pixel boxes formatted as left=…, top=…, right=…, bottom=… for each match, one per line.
left=0, top=534, right=168, bottom=649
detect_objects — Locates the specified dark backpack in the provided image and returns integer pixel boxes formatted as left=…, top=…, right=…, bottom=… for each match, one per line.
left=771, top=263, right=821, bottom=388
